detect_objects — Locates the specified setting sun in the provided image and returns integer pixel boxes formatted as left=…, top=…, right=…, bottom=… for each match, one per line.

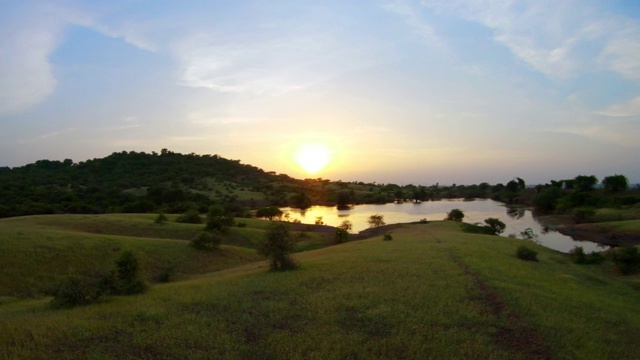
left=294, top=143, right=332, bottom=174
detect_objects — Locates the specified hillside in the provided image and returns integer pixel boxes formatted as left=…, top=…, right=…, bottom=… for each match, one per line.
left=0, top=214, right=330, bottom=297
left=1, top=219, right=639, bottom=359
left=0, top=149, right=520, bottom=219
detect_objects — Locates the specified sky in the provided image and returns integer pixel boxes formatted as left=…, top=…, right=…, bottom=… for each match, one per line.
left=1, top=0, right=639, bottom=185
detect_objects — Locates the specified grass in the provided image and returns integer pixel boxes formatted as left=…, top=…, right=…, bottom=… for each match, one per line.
left=1, top=219, right=639, bottom=358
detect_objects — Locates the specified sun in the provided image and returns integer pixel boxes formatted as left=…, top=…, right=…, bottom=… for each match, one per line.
left=294, top=143, right=332, bottom=174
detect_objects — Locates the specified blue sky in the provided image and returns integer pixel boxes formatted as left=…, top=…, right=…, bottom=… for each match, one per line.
left=1, top=0, right=639, bottom=185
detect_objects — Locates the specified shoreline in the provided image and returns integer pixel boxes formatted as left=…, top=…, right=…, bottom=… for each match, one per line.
left=537, top=214, right=640, bottom=247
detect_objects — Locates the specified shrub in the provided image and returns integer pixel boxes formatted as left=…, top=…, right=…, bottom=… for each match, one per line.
left=573, top=208, right=595, bottom=224
left=154, top=212, right=168, bottom=224
left=335, top=228, right=349, bottom=244
left=157, top=264, right=175, bottom=283
left=109, top=251, right=148, bottom=295
left=368, top=214, right=385, bottom=228
left=176, top=209, right=202, bottom=224
left=484, top=217, right=506, bottom=235
left=258, top=222, right=298, bottom=271
left=383, top=232, right=393, bottom=241
left=205, top=206, right=235, bottom=232
left=446, top=209, right=464, bottom=222
left=611, top=246, right=640, bottom=275
left=570, top=246, right=605, bottom=265
left=338, top=220, right=353, bottom=232
left=192, top=231, right=223, bottom=250
left=516, top=246, right=538, bottom=262
left=50, top=273, right=109, bottom=309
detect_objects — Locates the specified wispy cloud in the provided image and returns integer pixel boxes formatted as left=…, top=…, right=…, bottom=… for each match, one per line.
left=380, top=0, right=443, bottom=47
left=421, top=0, right=640, bottom=80
left=24, top=128, right=76, bottom=142
left=598, top=96, right=640, bottom=117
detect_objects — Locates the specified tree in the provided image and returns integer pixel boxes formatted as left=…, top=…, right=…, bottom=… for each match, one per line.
left=109, top=251, right=148, bottom=295
left=205, top=206, right=234, bottom=232
left=484, top=218, right=506, bottom=235
left=191, top=231, right=223, bottom=250
left=602, top=174, right=629, bottom=192
left=338, top=220, right=353, bottom=232
left=258, top=222, right=298, bottom=271
left=367, top=214, right=385, bottom=228
left=255, top=206, right=283, bottom=220
left=335, top=228, right=349, bottom=244
left=446, top=208, right=464, bottom=222
left=573, top=175, right=598, bottom=192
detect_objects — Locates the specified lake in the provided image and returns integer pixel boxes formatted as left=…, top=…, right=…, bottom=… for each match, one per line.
left=281, top=199, right=608, bottom=253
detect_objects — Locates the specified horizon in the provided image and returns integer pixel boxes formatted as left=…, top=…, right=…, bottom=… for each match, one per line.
left=2, top=1, right=639, bottom=185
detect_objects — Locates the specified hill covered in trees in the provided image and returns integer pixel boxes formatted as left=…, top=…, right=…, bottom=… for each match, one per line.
left=0, top=150, right=517, bottom=219
left=1, top=149, right=638, bottom=220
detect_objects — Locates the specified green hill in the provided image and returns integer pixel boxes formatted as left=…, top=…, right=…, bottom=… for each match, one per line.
left=0, top=214, right=330, bottom=297
left=1, top=219, right=639, bottom=359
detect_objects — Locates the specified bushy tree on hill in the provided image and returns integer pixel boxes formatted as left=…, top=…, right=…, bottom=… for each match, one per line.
left=258, top=222, right=298, bottom=271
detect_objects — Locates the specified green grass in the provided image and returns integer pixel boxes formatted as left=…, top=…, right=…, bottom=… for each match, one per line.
left=1, top=220, right=639, bottom=358
left=593, top=208, right=640, bottom=222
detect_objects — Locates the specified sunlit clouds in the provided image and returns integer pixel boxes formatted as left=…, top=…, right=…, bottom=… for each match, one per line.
left=1, top=0, right=639, bottom=184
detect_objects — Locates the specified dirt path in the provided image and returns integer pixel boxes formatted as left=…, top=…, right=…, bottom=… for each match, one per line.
left=449, top=253, right=554, bottom=359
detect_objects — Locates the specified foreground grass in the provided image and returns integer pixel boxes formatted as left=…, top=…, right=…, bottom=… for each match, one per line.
left=1, top=222, right=639, bottom=359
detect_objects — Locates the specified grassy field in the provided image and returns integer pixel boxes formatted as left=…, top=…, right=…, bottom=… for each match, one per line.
left=1, top=218, right=639, bottom=359
left=0, top=214, right=329, bottom=297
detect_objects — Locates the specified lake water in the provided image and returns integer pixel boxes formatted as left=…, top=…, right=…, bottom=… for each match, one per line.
left=281, top=199, right=608, bottom=253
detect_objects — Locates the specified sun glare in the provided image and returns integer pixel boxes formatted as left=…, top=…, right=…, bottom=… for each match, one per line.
left=295, top=143, right=332, bottom=174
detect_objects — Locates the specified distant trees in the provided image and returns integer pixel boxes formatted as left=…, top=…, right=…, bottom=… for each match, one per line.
left=573, top=175, right=598, bottom=192
left=255, top=206, right=283, bottom=220
left=602, top=174, right=629, bottom=192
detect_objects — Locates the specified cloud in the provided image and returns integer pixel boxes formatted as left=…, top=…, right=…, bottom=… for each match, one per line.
left=421, top=0, right=640, bottom=80
left=0, top=5, right=67, bottom=116
left=598, top=96, right=640, bottom=117
left=380, top=1, right=443, bottom=47
left=547, top=118, right=640, bottom=148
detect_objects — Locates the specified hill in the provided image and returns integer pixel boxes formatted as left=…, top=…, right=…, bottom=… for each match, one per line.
left=0, top=214, right=331, bottom=297
left=0, top=149, right=521, bottom=219
left=1, top=219, right=639, bottom=359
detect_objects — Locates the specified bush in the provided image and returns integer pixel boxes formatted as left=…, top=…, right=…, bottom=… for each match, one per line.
left=516, top=246, right=538, bottom=262
left=611, top=246, right=640, bottom=275
left=258, top=222, right=298, bottom=271
left=484, top=217, right=506, bottom=235
left=573, top=208, right=595, bottom=224
left=446, top=209, right=464, bottom=222
left=335, top=228, right=349, bottom=244
left=154, top=212, right=168, bottom=224
left=50, top=273, right=109, bottom=309
left=176, top=209, right=202, bottom=224
left=205, top=206, right=234, bottom=232
left=192, top=231, right=223, bottom=250
left=368, top=214, right=385, bottom=228
left=109, top=251, right=148, bottom=295
left=570, top=246, right=605, bottom=265
left=383, top=232, right=393, bottom=241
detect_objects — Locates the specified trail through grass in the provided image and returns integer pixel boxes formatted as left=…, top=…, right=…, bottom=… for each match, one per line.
left=1, top=221, right=639, bottom=359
